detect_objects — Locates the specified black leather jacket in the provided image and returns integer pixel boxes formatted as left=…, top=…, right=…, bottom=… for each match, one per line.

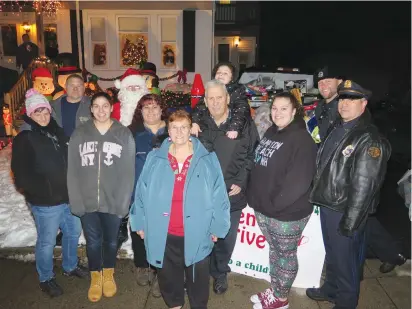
left=309, top=111, right=391, bottom=236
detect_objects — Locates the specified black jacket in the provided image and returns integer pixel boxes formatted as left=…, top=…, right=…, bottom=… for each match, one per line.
left=11, top=116, right=69, bottom=206
left=192, top=82, right=251, bottom=132
left=198, top=110, right=259, bottom=210
left=310, top=111, right=392, bottom=236
left=315, top=96, right=339, bottom=142
left=16, top=42, right=39, bottom=69
left=247, top=118, right=318, bottom=221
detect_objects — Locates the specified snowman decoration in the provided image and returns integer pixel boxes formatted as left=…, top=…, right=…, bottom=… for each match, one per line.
left=32, top=67, right=55, bottom=101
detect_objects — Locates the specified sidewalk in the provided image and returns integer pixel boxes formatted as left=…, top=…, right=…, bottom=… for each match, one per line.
left=0, top=249, right=410, bottom=309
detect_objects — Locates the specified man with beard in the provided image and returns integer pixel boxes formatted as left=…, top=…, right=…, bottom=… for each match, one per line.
left=111, top=69, right=149, bottom=250
left=111, top=68, right=149, bottom=126
left=314, top=66, right=344, bottom=142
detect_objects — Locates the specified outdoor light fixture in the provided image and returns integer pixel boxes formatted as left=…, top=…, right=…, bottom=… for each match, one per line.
left=234, top=37, right=241, bottom=48
left=22, top=22, right=31, bottom=33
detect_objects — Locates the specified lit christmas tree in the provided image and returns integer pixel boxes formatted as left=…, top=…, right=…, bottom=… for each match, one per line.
left=122, top=38, right=148, bottom=67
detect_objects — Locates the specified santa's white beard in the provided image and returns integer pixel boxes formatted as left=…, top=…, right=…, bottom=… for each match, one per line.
left=118, top=88, right=145, bottom=126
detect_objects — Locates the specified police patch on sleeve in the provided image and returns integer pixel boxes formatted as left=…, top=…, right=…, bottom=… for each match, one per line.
left=367, top=147, right=381, bottom=158
left=342, top=145, right=355, bottom=157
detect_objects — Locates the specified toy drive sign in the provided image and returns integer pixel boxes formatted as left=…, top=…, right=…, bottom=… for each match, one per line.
left=230, top=206, right=325, bottom=288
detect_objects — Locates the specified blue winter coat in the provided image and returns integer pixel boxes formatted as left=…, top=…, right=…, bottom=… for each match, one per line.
left=129, top=137, right=230, bottom=268
left=131, top=126, right=167, bottom=202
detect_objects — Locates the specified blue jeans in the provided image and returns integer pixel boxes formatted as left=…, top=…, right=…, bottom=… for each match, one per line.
left=31, top=204, right=81, bottom=282
left=81, top=212, right=121, bottom=271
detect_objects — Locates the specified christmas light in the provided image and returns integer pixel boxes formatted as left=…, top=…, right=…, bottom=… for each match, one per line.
left=122, top=38, right=148, bottom=67
left=33, top=0, right=61, bottom=17
left=161, top=90, right=191, bottom=108
left=0, top=1, right=25, bottom=14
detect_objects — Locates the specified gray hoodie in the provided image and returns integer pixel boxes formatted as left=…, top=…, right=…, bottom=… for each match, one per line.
left=67, top=119, right=135, bottom=217
left=51, top=95, right=92, bottom=128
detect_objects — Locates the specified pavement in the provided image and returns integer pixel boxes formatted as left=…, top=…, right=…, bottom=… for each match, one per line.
left=0, top=248, right=410, bottom=309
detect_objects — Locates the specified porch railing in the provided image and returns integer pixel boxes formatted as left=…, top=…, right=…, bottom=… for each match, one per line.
left=215, top=4, right=236, bottom=24
left=3, top=60, right=57, bottom=131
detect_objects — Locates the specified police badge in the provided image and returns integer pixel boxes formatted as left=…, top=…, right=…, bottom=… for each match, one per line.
left=342, top=145, right=355, bottom=157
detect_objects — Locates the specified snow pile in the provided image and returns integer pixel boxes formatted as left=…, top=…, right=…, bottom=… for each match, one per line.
left=0, top=145, right=133, bottom=257
left=0, top=146, right=37, bottom=248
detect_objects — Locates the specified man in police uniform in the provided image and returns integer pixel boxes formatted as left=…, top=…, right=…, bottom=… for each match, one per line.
left=314, top=66, right=344, bottom=142
left=306, top=80, right=391, bottom=309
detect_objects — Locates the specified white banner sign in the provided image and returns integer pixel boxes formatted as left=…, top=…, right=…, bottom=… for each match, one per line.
left=230, top=206, right=325, bottom=288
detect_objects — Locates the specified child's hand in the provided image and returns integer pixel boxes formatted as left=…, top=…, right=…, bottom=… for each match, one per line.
left=226, top=131, right=238, bottom=139
left=190, top=123, right=202, bottom=137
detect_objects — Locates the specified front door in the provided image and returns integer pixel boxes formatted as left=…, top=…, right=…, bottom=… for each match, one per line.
left=0, top=24, right=18, bottom=71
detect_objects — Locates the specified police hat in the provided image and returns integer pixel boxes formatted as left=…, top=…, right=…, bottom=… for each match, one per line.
left=314, top=66, right=344, bottom=86
left=338, top=80, right=372, bottom=100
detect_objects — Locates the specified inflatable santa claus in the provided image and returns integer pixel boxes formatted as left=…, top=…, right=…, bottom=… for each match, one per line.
left=112, top=68, right=149, bottom=126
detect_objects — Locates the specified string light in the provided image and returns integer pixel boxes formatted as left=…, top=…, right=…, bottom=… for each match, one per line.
left=161, top=90, right=191, bottom=108
left=33, top=0, right=62, bottom=17
left=0, top=1, right=59, bottom=16
left=122, top=38, right=148, bottom=67
left=0, top=1, right=26, bottom=14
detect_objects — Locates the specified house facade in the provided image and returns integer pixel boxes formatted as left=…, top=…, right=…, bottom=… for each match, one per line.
left=74, top=1, right=213, bottom=89
left=0, top=10, right=71, bottom=70
left=214, top=1, right=261, bottom=79
left=0, top=1, right=214, bottom=89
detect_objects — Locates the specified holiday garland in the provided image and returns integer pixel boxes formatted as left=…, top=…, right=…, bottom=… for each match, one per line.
left=83, top=69, right=187, bottom=82
left=161, top=90, right=191, bottom=108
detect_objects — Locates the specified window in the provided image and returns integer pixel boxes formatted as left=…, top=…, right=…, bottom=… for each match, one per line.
left=44, top=24, right=58, bottom=59
left=1, top=25, right=17, bottom=56
left=160, top=17, right=177, bottom=69
left=90, top=17, right=107, bottom=67
left=218, top=44, right=230, bottom=63
left=118, top=16, right=149, bottom=67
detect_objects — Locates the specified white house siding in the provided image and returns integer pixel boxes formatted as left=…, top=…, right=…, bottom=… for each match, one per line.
left=82, top=9, right=213, bottom=89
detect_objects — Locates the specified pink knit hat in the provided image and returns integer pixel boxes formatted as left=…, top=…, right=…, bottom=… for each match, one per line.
left=25, top=88, right=52, bottom=116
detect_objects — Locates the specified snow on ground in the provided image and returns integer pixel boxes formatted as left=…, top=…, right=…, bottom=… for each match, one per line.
left=0, top=145, right=134, bottom=257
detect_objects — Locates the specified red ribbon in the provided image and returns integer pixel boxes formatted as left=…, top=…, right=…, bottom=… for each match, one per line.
left=177, top=69, right=187, bottom=84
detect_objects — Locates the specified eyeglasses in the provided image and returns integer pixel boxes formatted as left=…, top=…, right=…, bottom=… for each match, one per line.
left=169, top=126, right=190, bottom=133
left=126, top=85, right=141, bottom=91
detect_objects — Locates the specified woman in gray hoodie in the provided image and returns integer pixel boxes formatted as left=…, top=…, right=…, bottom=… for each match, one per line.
left=67, top=92, right=135, bottom=303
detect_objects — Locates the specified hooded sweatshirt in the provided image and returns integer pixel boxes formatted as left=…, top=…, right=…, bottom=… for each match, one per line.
left=247, top=117, right=317, bottom=221
left=67, top=119, right=135, bottom=217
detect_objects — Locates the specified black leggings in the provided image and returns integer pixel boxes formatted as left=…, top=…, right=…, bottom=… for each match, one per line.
left=157, top=234, right=210, bottom=309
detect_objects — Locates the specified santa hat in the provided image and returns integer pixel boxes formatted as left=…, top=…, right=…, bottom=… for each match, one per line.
left=114, top=68, right=147, bottom=90
left=25, top=88, right=51, bottom=116
left=32, top=67, right=53, bottom=80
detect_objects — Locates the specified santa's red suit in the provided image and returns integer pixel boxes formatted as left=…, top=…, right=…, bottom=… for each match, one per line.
left=111, top=68, right=149, bottom=126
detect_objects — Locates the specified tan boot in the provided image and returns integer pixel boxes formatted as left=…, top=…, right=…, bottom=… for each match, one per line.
left=102, top=268, right=117, bottom=297
left=88, top=271, right=102, bottom=302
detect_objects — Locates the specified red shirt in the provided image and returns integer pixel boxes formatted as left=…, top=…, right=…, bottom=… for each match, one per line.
left=167, top=153, right=193, bottom=236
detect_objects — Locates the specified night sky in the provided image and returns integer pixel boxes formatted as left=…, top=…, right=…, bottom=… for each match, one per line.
left=259, top=1, right=411, bottom=101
